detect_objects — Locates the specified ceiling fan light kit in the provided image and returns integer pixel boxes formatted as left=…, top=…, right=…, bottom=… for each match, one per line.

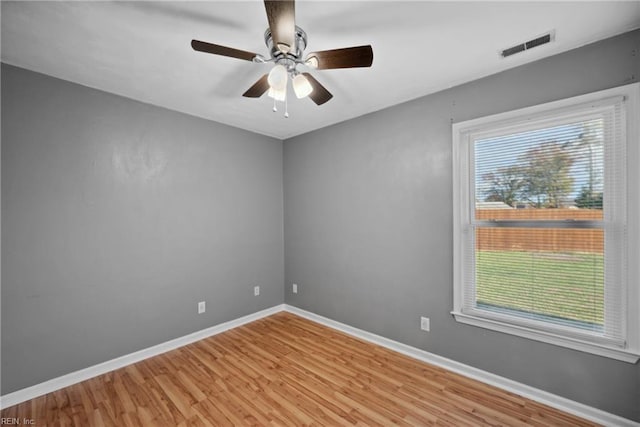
left=191, top=0, right=373, bottom=118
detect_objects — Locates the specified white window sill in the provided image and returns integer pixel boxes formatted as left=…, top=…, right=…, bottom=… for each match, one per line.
left=451, top=311, right=640, bottom=363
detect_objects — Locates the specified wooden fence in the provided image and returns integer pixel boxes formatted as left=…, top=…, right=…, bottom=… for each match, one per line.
left=475, top=208, right=603, bottom=254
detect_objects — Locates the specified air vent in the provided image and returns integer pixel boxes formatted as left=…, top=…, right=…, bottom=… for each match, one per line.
left=501, top=31, right=554, bottom=58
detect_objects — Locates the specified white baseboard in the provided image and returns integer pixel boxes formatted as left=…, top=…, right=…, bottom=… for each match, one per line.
left=0, top=304, right=285, bottom=409
left=2, top=302, right=637, bottom=426
left=284, top=305, right=639, bottom=427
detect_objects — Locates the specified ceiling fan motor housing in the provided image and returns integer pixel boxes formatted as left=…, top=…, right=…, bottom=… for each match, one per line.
left=265, top=26, right=308, bottom=63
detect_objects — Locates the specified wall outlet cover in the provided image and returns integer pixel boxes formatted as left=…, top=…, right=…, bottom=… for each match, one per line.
left=421, top=316, right=430, bottom=331
left=293, top=283, right=298, bottom=293
left=198, top=301, right=206, bottom=314
left=254, top=286, right=260, bottom=296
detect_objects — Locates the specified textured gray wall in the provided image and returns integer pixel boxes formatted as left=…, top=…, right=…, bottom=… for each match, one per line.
left=284, top=30, right=640, bottom=421
left=1, top=64, right=284, bottom=394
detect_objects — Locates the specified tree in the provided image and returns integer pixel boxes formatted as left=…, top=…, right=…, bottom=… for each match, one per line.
left=574, top=186, right=603, bottom=209
left=520, top=141, right=575, bottom=208
left=562, top=119, right=604, bottom=204
left=482, top=166, right=524, bottom=207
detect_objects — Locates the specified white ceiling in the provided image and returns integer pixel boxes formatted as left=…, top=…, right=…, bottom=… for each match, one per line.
left=2, top=1, right=639, bottom=139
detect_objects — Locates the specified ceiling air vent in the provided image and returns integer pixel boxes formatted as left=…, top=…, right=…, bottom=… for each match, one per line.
left=501, top=31, right=554, bottom=58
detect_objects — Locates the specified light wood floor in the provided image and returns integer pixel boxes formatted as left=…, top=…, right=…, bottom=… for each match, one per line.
left=1, top=312, right=597, bottom=426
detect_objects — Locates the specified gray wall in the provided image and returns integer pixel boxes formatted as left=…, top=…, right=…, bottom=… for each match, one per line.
left=284, top=30, right=640, bottom=421
left=1, top=64, right=284, bottom=394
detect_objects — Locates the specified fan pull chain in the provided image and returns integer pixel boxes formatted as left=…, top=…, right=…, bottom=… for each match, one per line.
left=284, top=95, right=289, bottom=118
left=272, top=97, right=277, bottom=112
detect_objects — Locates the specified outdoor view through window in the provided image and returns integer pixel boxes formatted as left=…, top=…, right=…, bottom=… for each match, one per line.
left=474, top=117, right=605, bottom=332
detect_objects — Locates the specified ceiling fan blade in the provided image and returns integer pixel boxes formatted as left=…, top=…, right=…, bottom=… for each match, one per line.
left=305, top=45, right=373, bottom=70
left=191, top=39, right=258, bottom=62
left=264, top=0, right=295, bottom=54
left=302, top=73, right=333, bottom=106
left=242, top=74, right=270, bottom=98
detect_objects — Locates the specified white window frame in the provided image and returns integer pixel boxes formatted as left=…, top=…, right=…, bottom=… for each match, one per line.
left=452, top=83, right=640, bottom=363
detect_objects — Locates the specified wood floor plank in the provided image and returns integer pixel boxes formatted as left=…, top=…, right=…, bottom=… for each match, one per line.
left=1, top=312, right=599, bottom=426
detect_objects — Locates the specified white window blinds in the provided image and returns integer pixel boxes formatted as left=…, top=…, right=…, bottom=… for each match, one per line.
left=452, top=84, right=640, bottom=362
left=463, top=99, right=626, bottom=345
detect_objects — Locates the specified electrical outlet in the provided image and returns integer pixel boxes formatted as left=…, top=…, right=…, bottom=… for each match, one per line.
left=292, top=283, right=298, bottom=293
left=254, top=286, right=260, bottom=296
left=198, top=301, right=206, bottom=314
left=420, top=316, right=430, bottom=331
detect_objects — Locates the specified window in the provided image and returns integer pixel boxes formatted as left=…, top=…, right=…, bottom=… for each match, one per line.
left=452, top=84, right=640, bottom=362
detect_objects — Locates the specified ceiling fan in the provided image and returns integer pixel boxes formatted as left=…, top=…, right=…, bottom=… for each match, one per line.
left=191, top=0, right=373, bottom=117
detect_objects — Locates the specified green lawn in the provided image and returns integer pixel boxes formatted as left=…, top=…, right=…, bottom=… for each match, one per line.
left=476, top=250, right=604, bottom=327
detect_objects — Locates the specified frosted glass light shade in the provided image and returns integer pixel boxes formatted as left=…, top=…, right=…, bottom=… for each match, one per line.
left=292, top=74, right=313, bottom=99
left=268, top=85, right=287, bottom=102
left=267, top=64, right=288, bottom=90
